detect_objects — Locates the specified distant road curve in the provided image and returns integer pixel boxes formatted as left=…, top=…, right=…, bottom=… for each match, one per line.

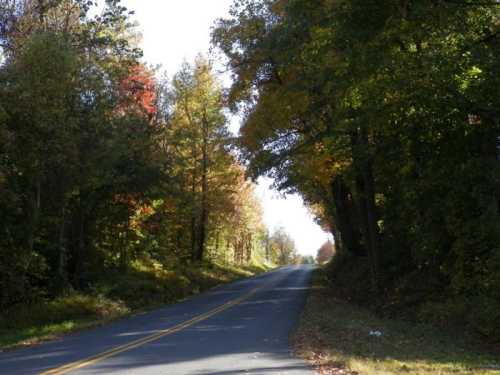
left=0, top=265, right=316, bottom=375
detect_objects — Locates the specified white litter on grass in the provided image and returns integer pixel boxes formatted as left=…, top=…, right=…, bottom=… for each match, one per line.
left=369, top=330, right=383, bottom=337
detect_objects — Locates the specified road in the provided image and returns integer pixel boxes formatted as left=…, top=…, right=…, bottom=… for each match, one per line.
left=0, top=265, right=315, bottom=375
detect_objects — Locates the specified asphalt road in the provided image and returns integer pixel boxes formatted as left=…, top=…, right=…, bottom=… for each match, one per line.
left=0, top=265, right=316, bottom=375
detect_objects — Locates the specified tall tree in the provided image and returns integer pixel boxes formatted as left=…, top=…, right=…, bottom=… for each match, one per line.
left=214, top=0, right=500, bottom=336
left=168, top=58, right=236, bottom=262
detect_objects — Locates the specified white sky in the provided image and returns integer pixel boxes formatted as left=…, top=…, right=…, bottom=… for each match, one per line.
left=121, top=0, right=331, bottom=256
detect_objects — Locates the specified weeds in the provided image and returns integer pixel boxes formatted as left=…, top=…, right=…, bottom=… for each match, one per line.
left=0, top=260, right=270, bottom=350
left=292, top=268, right=500, bottom=375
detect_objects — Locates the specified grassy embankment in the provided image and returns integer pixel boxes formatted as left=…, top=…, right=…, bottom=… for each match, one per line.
left=0, top=260, right=270, bottom=350
left=292, top=267, right=500, bottom=375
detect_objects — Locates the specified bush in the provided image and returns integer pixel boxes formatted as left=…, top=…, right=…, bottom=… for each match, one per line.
left=466, top=295, right=500, bottom=338
left=418, top=295, right=500, bottom=339
left=0, top=249, right=48, bottom=309
left=329, top=249, right=500, bottom=341
left=0, top=294, right=129, bottom=330
left=326, top=253, right=373, bottom=303
left=108, top=272, right=191, bottom=309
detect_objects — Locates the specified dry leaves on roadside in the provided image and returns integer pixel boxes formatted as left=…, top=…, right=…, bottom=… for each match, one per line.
left=309, top=351, right=359, bottom=375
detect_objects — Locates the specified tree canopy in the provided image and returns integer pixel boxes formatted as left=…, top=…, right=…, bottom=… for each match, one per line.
left=213, top=0, right=500, bottom=338
left=2, top=0, right=499, bottom=342
left=0, top=0, right=296, bottom=313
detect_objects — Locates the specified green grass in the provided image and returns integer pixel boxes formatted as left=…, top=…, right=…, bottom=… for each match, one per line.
left=292, top=268, right=500, bottom=375
left=0, top=319, right=108, bottom=350
left=0, top=260, right=271, bottom=350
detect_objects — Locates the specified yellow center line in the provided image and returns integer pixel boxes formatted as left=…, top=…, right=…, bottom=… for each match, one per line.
left=40, top=285, right=262, bottom=375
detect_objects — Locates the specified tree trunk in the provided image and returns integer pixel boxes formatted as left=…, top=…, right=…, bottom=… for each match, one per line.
left=73, top=199, right=86, bottom=288
left=190, top=150, right=198, bottom=261
left=362, top=158, right=381, bottom=289
left=57, top=205, right=68, bottom=289
left=265, top=236, right=271, bottom=262
left=331, top=177, right=364, bottom=256
left=351, top=129, right=381, bottom=291
left=27, top=178, right=41, bottom=253
left=120, top=214, right=130, bottom=272
left=196, top=114, right=209, bottom=262
left=245, top=233, right=252, bottom=263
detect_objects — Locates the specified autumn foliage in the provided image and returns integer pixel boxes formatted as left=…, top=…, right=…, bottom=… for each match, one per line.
left=316, top=241, right=334, bottom=265
left=118, top=64, right=157, bottom=117
left=214, top=0, right=500, bottom=339
left=0, top=1, right=288, bottom=320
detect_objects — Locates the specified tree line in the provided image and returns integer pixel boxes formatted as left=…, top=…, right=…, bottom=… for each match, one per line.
left=213, top=0, right=500, bottom=338
left=0, top=0, right=297, bottom=311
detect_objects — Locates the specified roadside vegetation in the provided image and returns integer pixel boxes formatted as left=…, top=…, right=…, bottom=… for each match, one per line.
left=292, top=267, right=500, bottom=375
left=213, top=0, right=500, bottom=343
left=0, top=1, right=301, bottom=350
left=2, top=0, right=499, bottom=361
left=0, top=260, right=270, bottom=350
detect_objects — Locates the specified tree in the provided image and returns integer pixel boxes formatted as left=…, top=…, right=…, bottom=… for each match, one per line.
left=166, top=57, right=235, bottom=262
left=269, top=227, right=297, bottom=265
left=214, top=0, right=500, bottom=337
left=316, top=241, right=334, bottom=265
left=0, top=0, right=273, bottom=317
left=301, top=255, right=315, bottom=265
left=0, top=0, right=156, bottom=300
left=212, top=0, right=382, bottom=288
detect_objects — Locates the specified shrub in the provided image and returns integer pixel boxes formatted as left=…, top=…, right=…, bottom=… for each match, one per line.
left=108, top=273, right=191, bottom=309
left=0, top=294, right=129, bottom=330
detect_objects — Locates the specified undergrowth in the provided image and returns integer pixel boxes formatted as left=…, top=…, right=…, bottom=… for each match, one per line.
left=0, top=259, right=270, bottom=350
left=292, top=267, right=500, bottom=375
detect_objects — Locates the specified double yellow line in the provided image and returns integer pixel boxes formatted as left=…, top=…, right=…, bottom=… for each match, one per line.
left=40, top=285, right=261, bottom=375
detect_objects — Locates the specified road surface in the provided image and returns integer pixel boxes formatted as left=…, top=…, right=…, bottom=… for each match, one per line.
left=0, top=265, right=315, bottom=374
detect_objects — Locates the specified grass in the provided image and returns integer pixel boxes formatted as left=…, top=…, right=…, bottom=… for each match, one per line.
left=0, top=319, right=108, bottom=350
left=0, top=260, right=271, bottom=351
left=291, top=268, right=500, bottom=375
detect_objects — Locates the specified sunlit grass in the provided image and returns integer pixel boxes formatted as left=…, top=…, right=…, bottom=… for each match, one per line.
left=0, top=319, right=105, bottom=350
left=292, top=268, right=500, bottom=375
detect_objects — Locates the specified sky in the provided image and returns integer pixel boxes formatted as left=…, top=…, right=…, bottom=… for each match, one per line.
left=121, top=0, right=331, bottom=256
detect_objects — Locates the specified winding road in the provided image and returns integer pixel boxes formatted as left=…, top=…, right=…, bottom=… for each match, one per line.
left=0, top=265, right=315, bottom=375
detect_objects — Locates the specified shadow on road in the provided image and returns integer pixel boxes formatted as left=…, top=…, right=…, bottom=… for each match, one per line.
left=0, top=266, right=315, bottom=374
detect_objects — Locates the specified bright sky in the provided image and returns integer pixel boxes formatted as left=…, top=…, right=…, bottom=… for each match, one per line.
left=121, top=0, right=331, bottom=256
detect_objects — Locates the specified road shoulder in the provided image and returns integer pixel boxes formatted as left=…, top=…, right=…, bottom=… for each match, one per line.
left=291, top=267, right=500, bottom=375
left=0, top=262, right=271, bottom=351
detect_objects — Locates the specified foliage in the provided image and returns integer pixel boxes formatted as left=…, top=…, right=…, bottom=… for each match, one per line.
left=0, top=259, right=270, bottom=349
left=293, top=268, right=500, bottom=375
left=213, top=0, right=500, bottom=339
left=0, top=0, right=293, bottom=328
left=301, top=255, right=315, bottom=265
left=316, top=241, right=334, bottom=265
left=268, top=226, right=299, bottom=265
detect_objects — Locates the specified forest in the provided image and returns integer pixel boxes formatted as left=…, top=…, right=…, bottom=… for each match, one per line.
left=0, top=0, right=499, bottom=349
left=212, top=0, right=500, bottom=340
left=0, top=0, right=298, bottom=345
